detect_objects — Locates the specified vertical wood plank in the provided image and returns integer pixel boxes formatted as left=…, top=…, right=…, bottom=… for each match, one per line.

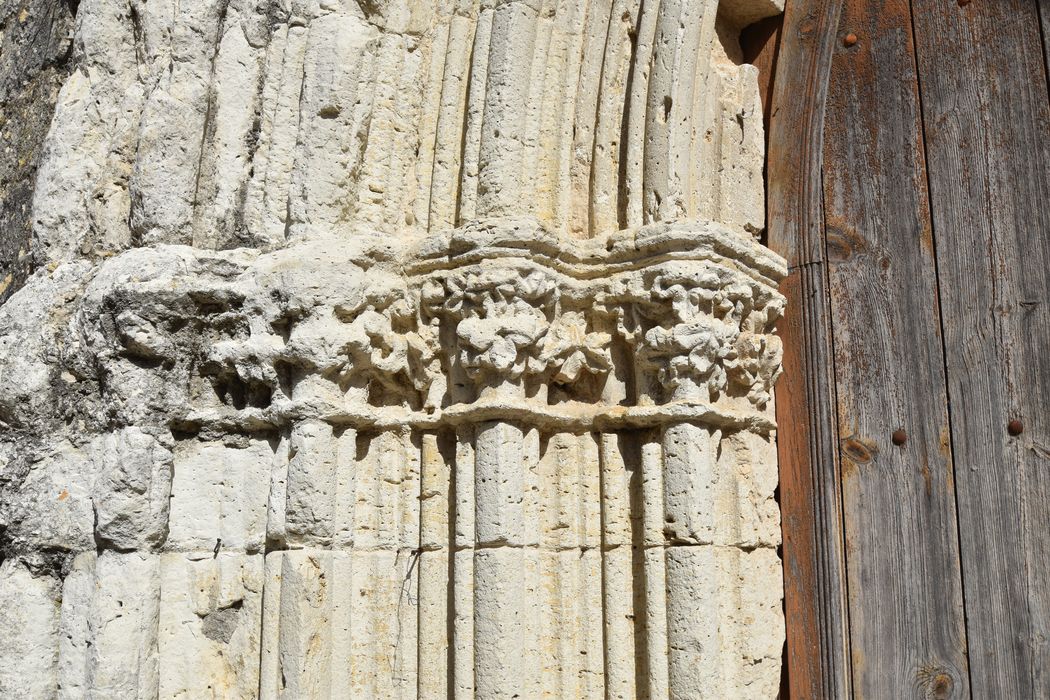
left=740, top=14, right=783, bottom=137
left=912, top=0, right=1050, bottom=695
left=822, top=1, right=970, bottom=695
left=766, top=1, right=852, bottom=697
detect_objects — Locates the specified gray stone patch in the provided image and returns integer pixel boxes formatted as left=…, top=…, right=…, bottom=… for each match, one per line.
left=201, top=602, right=242, bottom=644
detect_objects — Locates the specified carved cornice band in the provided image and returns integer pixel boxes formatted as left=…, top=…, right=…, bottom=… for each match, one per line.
left=99, top=218, right=787, bottom=436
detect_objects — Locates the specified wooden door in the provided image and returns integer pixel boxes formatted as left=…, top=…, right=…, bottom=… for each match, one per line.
left=768, top=0, right=1050, bottom=696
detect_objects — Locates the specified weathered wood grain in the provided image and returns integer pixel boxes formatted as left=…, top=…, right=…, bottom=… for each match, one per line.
left=822, top=1, right=970, bottom=695
left=740, top=14, right=783, bottom=139
left=766, top=1, right=852, bottom=696
left=911, top=0, right=1050, bottom=695
left=1039, top=0, right=1050, bottom=91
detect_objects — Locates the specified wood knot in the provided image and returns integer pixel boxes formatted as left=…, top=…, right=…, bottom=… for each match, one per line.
left=917, top=664, right=956, bottom=699
left=825, top=227, right=867, bottom=262
left=931, top=673, right=954, bottom=698
left=842, top=436, right=878, bottom=465
left=826, top=232, right=853, bottom=261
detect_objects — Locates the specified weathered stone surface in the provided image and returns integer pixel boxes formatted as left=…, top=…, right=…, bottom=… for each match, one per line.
left=0, top=559, right=61, bottom=698
left=0, top=0, right=76, bottom=301
left=0, top=0, right=787, bottom=695
left=92, top=428, right=173, bottom=549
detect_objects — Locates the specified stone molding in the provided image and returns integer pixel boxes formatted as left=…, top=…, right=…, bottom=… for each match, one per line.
left=103, top=218, right=785, bottom=439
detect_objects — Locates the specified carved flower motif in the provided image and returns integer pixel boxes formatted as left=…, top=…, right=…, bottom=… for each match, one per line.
left=456, top=313, right=548, bottom=382
left=338, top=293, right=442, bottom=407
left=343, top=302, right=413, bottom=390
left=535, top=311, right=611, bottom=385
left=725, top=333, right=783, bottom=408
left=429, top=268, right=560, bottom=389
left=638, top=319, right=736, bottom=401
left=651, top=271, right=753, bottom=327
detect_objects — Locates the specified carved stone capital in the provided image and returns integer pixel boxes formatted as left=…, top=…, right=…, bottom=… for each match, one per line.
left=602, top=259, right=784, bottom=408
left=422, top=267, right=559, bottom=398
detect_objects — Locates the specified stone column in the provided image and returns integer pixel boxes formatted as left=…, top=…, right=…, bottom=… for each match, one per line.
left=471, top=417, right=538, bottom=698
left=428, top=266, right=556, bottom=698
left=0, top=0, right=788, bottom=691
left=620, top=256, right=786, bottom=698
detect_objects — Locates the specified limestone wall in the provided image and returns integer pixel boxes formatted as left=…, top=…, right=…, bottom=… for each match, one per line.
left=0, top=0, right=785, bottom=696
